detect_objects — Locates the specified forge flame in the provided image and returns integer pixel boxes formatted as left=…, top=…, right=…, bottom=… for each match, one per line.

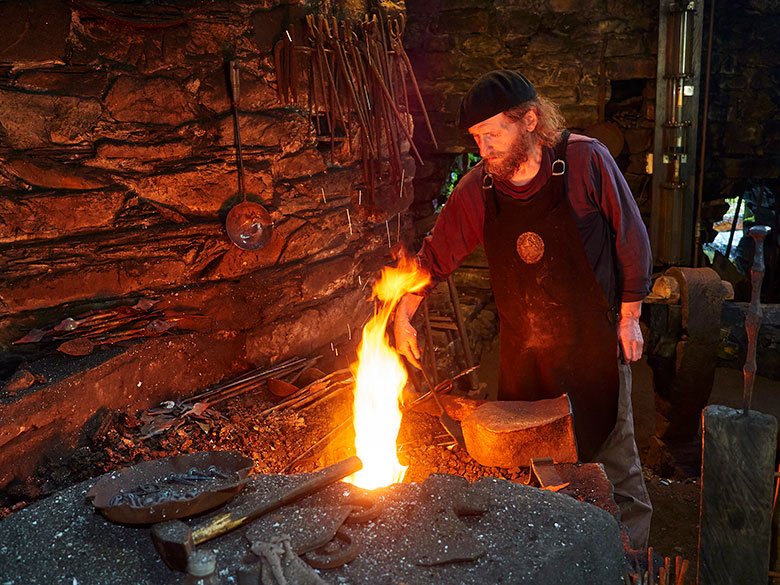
left=346, top=252, right=430, bottom=490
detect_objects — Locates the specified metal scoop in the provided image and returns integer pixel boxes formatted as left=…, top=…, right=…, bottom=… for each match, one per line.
left=224, top=60, right=273, bottom=250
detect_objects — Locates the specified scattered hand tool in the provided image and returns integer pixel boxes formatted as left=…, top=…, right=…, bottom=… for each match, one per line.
left=528, top=457, right=571, bottom=492
left=302, top=525, right=361, bottom=569
left=152, top=456, right=362, bottom=571
left=429, top=385, right=466, bottom=447
left=409, top=360, right=465, bottom=447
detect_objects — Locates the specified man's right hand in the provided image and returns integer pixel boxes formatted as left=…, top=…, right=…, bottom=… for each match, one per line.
left=394, top=293, right=424, bottom=369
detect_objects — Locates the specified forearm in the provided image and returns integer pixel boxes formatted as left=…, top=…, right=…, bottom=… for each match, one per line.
left=620, top=300, right=642, bottom=320
left=394, top=293, right=425, bottom=367
left=397, top=292, right=424, bottom=321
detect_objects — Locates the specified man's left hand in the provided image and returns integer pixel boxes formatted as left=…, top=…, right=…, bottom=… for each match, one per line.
left=618, top=300, right=644, bottom=363
left=618, top=316, right=643, bottom=363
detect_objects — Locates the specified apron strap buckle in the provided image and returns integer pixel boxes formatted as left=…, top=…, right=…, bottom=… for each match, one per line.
left=482, top=173, right=494, bottom=190
left=551, top=159, right=566, bottom=176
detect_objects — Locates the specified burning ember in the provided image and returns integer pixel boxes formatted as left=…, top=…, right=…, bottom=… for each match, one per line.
left=347, top=253, right=430, bottom=489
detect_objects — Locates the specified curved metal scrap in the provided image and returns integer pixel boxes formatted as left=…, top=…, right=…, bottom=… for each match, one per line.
left=86, top=451, right=253, bottom=524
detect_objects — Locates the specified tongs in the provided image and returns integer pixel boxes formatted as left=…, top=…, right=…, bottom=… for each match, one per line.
left=406, top=362, right=465, bottom=447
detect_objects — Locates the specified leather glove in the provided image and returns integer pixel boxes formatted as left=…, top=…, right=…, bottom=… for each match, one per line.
left=618, top=301, right=644, bottom=364
left=393, top=293, right=424, bottom=369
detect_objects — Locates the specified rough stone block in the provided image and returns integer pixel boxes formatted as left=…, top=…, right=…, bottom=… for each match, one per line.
left=0, top=91, right=102, bottom=149
left=272, top=148, right=327, bottom=180
left=15, top=68, right=109, bottom=98
left=106, top=76, right=195, bottom=125
left=461, top=395, right=578, bottom=468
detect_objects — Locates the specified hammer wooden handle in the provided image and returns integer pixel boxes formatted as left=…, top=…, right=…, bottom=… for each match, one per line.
left=191, top=455, right=362, bottom=545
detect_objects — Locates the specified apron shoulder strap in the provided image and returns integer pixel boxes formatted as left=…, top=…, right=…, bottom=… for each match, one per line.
left=551, top=130, right=570, bottom=176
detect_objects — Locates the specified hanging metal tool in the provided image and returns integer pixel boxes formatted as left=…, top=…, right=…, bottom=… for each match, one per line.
left=225, top=60, right=274, bottom=251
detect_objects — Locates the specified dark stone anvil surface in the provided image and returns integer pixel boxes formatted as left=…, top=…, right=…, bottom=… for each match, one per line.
left=0, top=466, right=626, bottom=585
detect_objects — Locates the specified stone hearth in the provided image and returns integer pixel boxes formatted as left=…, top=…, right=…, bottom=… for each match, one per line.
left=0, top=469, right=627, bottom=585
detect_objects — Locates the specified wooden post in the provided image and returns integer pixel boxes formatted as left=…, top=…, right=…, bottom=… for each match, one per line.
left=698, top=405, right=776, bottom=584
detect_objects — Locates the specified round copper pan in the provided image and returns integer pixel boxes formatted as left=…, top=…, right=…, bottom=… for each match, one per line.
left=86, top=451, right=253, bottom=525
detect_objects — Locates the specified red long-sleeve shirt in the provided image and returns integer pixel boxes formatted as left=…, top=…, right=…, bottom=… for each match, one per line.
left=417, top=134, right=652, bottom=307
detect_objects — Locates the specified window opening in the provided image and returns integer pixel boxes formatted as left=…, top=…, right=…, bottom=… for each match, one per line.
left=434, top=153, right=481, bottom=213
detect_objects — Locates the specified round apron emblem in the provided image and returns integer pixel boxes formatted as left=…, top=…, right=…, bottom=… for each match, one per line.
left=516, top=231, right=544, bottom=264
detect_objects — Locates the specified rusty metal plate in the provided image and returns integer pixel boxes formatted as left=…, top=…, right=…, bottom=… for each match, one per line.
left=86, top=451, right=253, bottom=525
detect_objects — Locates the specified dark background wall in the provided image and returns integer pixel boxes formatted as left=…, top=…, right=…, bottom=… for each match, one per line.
left=403, top=0, right=780, bottom=298
left=404, top=0, right=659, bottom=222
left=700, top=0, right=780, bottom=300
left=703, top=0, right=780, bottom=197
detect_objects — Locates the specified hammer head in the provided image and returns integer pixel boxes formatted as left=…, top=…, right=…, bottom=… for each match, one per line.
left=152, top=519, right=193, bottom=571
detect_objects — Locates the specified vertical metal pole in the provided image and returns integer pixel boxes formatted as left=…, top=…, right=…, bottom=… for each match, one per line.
left=421, top=300, right=439, bottom=386
left=446, top=276, right=479, bottom=392
left=724, top=192, right=743, bottom=260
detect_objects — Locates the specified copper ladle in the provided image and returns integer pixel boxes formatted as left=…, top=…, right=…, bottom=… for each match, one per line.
left=225, top=60, right=273, bottom=250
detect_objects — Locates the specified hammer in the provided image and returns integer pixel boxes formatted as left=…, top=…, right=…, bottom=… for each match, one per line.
left=152, top=455, right=362, bottom=571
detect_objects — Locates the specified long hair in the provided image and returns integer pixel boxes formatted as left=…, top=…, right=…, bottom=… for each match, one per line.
left=504, top=95, right=566, bottom=148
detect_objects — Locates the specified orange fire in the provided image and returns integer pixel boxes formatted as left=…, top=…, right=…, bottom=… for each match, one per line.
left=347, top=253, right=430, bottom=489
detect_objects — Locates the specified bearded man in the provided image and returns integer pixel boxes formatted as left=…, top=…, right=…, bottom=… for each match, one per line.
left=394, top=70, right=653, bottom=548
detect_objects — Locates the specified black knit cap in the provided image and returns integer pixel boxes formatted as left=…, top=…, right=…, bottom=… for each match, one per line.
left=456, top=70, right=537, bottom=130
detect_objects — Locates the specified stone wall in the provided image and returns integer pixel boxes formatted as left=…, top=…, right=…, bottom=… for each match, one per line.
left=0, top=0, right=410, bottom=374
left=699, top=0, right=780, bottom=278
left=702, top=0, right=780, bottom=198
left=0, top=0, right=414, bottom=486
left=403, top=0, right=659, bottom=220
left=402, top=0, right=780, bottom=285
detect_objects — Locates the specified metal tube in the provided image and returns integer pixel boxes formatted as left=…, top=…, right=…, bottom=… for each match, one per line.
left=694, top=0, right=716, bottom=266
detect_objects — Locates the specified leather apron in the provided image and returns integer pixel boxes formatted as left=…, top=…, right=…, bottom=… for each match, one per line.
left=482, top=131, right=618, bottom=461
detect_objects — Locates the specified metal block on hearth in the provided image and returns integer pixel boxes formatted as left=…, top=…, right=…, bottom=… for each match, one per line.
left=461, top=394, right=577, bottom=468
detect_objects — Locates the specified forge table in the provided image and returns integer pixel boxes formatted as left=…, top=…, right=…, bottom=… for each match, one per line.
left=0, top=465, right=626, bottom=585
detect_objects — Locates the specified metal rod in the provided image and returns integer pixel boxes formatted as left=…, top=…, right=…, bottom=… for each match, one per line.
left=724, top=192, right=743, bottom=259
left=693, top=0, right=716, bottom=267
left=284, top=417, right=354, bottom=472
left=421, top=300, right=438, bottom=385
left=446, top=276, right=478, bottom=391
left=229, top=61, right=246, bottom=203
left=182, top=357, right=310, bottom=405
left=743, top=225, right=771, bottom=415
